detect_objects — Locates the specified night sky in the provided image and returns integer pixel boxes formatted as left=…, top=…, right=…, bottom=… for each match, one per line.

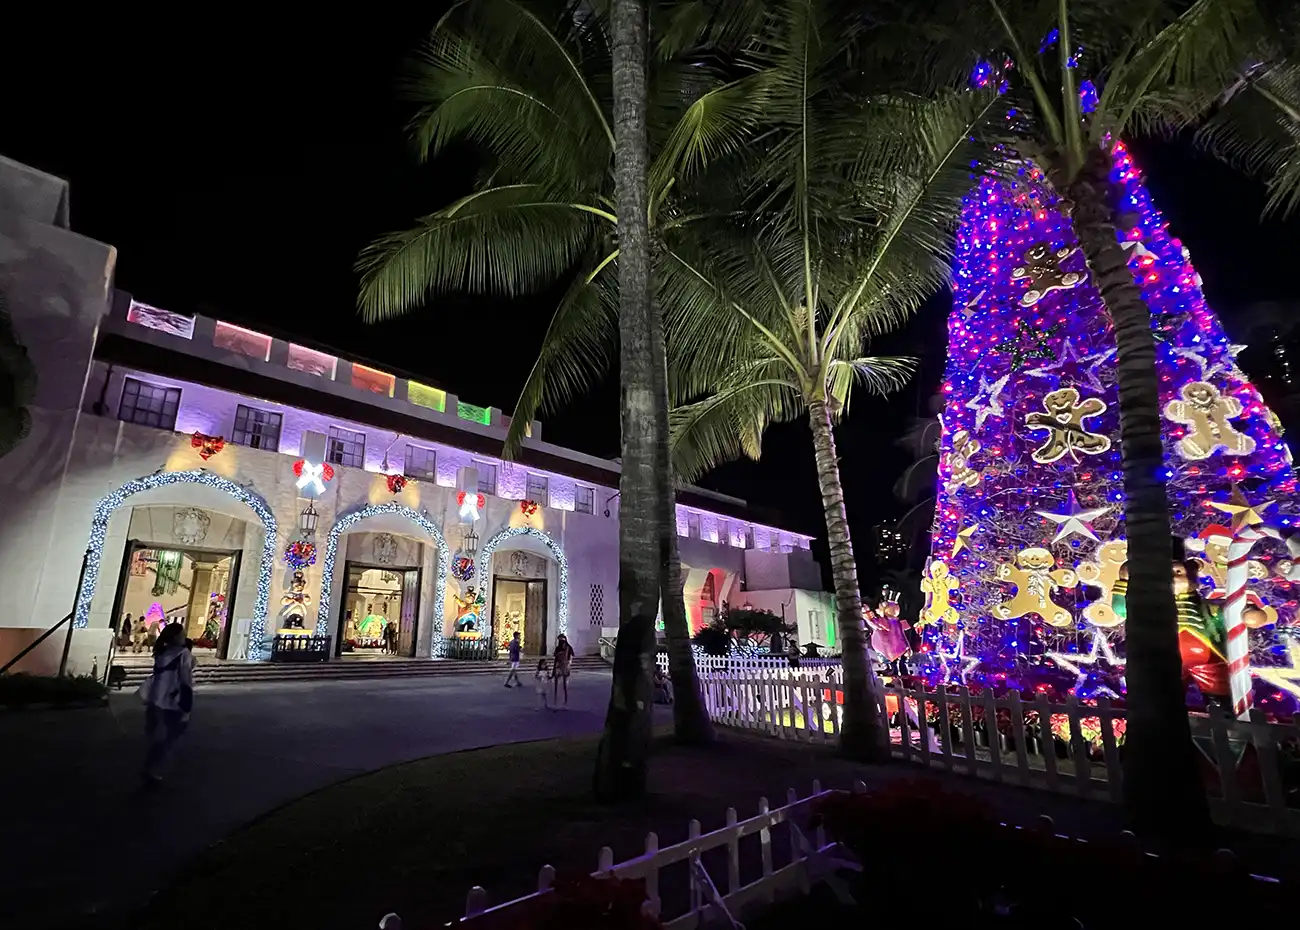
left=6, top=10, right=1299, bottom=589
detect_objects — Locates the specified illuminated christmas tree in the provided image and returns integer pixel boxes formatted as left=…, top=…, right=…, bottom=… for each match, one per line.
left=920, top=141, right=1300, bottom=712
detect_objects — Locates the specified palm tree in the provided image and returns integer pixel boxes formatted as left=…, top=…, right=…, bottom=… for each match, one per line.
left=354, top=0, right=723, bottom=751
left=663, top=0, right=1009, bottom=761
left=903, top=0, right=1269, bottom=833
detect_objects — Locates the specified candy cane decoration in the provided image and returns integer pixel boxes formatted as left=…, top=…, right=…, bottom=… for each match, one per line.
left=1210, top=487, right=1275, bottom=718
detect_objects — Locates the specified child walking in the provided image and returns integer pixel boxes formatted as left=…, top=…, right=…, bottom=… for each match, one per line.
left=533, top=659, right=551, bottom=710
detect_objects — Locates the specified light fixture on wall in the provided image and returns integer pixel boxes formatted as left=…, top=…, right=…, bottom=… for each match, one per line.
left=299, top=503, right=319, bottom=538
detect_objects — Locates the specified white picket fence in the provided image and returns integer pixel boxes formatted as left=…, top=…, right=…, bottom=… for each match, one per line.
left=696, top=669, right=1300, bottom=837
left=375, top=782, right=846, bottom=929
left=659, top=653, right=843, bottom=676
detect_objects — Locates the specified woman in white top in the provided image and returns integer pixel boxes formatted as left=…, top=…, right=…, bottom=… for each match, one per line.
left=141, top=623, right=195, bottom=785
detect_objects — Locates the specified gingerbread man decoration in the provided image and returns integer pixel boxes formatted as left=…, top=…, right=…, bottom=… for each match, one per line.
left=993, top=547, right=1078, bottom=627
left=1163, top=381, right=1256, bottom=460
left=1025, top=387, right=1112, bottom=464
left=943, top=429, right=982, bottom=494
left=1077, top=539, right=1127, bottom=629
left=1011, top=241, right=1086, bottom=307
left=919, top=559, right=960, bottom=628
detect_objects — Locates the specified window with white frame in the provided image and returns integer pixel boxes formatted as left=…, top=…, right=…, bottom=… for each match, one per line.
left=118, top=378, right=181, bottom=430
left=230, top=404, right=282, bottom=451
left=526, top=473, right=548, bottom=504
left=574, top=485, right=594, bottom=514
left=326, top=426, right=366, bottom=468
left=475, top=461, right=497, bottom=495
left=404, top=444, right=437, bottom=480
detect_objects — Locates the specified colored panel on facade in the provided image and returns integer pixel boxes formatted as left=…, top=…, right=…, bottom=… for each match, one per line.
left=286, top=343, right=338, bottom=379
left=213, top=321, right=273, bottom=362
left=457, top=401, right=492, bottom=425
left=408, top=381, right=447, bottom=412
left=126, top=300, right=195, bottom=339
left=352, top=364, right=396, bottom=397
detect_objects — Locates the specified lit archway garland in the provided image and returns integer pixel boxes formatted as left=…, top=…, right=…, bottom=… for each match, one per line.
left=76, top=470, right=278, bottom=660
left=316, top=501, right=450, bottom=657
left=476, top=525, right=568, bottom=639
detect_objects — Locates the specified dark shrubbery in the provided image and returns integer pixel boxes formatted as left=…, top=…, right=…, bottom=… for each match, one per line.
left=0, top=673, right=107, bottom=708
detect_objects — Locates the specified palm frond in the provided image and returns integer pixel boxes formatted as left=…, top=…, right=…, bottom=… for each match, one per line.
left=669, top=373, right=804, bottom=482
left=826, top=355, right=917, bottom=417
left=356, top=185, right=603, bottom=321
left=502, top=257, right=620, bottom=457
left=1197, top=59, right=1300, bottom=217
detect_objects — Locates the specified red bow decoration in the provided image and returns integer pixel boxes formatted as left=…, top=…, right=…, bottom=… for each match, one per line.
left=386, top=474, right=407, bottom=494
left=457, top=490, right=485, bottom=509
left=191, top=432, right=226, bottom=460
left=520, top=499, right=539, bottom=517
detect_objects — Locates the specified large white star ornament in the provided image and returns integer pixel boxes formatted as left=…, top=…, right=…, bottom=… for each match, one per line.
left=1024, top=339, right=1111, bottom=393
left=1048, top=631, right=1125, bottom=698
left=457, top=490, right=484, bottom=522
left=937, top=632, right=980, bottom=685
left=1035, top=491, right=1110, bottom=544
left=965, top=372, right=1011, bottom=429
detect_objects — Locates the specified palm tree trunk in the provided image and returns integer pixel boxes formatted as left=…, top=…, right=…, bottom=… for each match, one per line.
left=806, top=397, right=888, bottom=761
left=651, top=284, right=714, bottom=744
left=594, top=0, right=657, bottom=801
left=1065, top=146, right=1209, bottom=837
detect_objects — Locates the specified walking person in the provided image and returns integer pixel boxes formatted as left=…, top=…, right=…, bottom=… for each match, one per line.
left=551, top=633, right=574, bottom=708
left=504, top=632, right=523, bottom=687
left=534, top=658, right=551, bottom=710
left=139, top=622, right=195, bottom=787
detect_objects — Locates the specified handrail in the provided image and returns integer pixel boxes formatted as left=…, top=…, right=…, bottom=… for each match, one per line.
left=0, top=612, right=73, bottom=676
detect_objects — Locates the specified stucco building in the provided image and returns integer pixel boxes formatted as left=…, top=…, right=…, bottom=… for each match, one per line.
left=0, top=156, right=831, bottom=674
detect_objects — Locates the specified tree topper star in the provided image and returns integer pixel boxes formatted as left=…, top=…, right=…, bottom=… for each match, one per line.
left=1035, top=491, right=1110, bottom=544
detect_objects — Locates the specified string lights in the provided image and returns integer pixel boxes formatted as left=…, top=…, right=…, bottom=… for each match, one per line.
left=315, top=501, right=450, bottom=657
left=476, top=526, right=569, bottom=638
left=75, top=470, right=278, bottom=660
left=921, top=141, right=1298, bottom=705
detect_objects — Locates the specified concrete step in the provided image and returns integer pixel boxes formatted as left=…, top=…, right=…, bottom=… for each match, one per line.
left=115, top=655, right=610, bottom=687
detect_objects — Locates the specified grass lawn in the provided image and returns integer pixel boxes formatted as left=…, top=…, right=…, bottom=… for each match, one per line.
left=139, top=730, right=859, bottom=930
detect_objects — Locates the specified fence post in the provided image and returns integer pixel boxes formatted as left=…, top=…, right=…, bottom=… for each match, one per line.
left=464, top=887, right=488, bottom=918
left=597, top=846, right=615, bottom=875
left=757, top=798, right=774, bottom=903
left=688, top=819, right=702, bottom=914
left=644, top=832, right=660, bottom=907
left=725, top=807, right=739, bottom=894
left=537, top=864, right=555, bottom=893
left=378, top=914, right=402, bottom=930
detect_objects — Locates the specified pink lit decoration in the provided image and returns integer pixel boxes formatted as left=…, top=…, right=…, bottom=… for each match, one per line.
left=213, top=320, right=273, bottom=362
left=386, top=473, right=407, bottom=494
left=923, top=140, right=1297, bottom=708
left=520, top=499, right=539, bottom=517
left=191, top=432, right=226, bottom=460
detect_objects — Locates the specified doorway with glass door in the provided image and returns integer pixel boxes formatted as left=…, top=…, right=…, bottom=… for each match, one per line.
left=492, top=577, right=547, bottom=656
left=337, top=562, right=420, bottom=658
left=110, top=542, right=242, bottom=660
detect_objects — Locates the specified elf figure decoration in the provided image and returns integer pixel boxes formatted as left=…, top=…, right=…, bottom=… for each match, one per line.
left=922, top=142, right=1298, bottom=704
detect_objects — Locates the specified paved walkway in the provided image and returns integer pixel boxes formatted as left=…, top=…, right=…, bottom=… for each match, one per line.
left=1, top=669, right=641, bottom=926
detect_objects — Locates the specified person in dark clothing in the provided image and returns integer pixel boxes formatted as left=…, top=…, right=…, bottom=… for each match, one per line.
left=504, top=632, right=523, bottom=687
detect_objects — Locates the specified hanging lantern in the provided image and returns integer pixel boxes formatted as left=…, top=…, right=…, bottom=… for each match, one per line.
left=299, top=503, right=319, bottom=538
left=463, top=526, right=479, bottom=555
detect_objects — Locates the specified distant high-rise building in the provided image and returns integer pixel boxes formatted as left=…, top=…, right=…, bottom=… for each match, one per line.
left=869, top=524, right=906, bottom=568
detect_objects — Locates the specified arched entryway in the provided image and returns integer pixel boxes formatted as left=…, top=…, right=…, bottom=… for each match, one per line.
left=476, top=526, right=569, bottom=653
left=75, top=469, right=279, bottom=659
left=315, top=502, right=450, bottom=658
